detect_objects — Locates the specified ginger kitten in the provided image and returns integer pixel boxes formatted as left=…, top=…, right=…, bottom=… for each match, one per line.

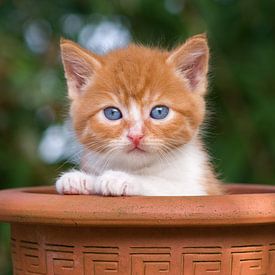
left=56, top=34, right=223, bottom=196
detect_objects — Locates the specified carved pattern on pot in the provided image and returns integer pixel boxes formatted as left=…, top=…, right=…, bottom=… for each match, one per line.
left=45, top=243, right=75, bottom=274
left=182, top=246, right=222, bottom=274
left=11, top=237, right=275, bottom=275
left=83, top=246, right=120, bottom=274
left=130, top=247, right=171, bottom=274
left=231, top=245, right=267, bottom=274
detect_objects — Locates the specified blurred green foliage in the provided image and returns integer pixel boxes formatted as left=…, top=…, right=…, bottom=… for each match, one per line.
left=0, top=0, right=275, bottom=273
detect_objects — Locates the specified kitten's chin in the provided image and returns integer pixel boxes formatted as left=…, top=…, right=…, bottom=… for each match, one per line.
left=120, top=150, right=157, bottom=169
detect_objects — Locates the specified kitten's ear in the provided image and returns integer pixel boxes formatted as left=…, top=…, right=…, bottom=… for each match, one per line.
left=167, top=34, right=209, bottom=94
left=60, top=38, right=102, bottom=100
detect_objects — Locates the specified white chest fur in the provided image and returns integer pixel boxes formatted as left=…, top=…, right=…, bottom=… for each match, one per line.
left=84, top=139, right=207, bottom=196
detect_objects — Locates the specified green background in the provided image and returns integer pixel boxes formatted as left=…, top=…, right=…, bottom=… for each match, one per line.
left=0, top=0, right=274, bottom=273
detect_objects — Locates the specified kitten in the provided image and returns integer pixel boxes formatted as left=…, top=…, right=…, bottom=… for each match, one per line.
left=56, top=34, right=223, bottom=196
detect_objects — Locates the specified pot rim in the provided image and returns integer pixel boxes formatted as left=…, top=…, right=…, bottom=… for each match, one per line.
left=0, top=184, right=275, bottom=227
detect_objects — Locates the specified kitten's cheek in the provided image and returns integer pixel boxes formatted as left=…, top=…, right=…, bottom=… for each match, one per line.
left=94, top=170, right=139, bottom=196
left=56, top=171, right=95, bottom=195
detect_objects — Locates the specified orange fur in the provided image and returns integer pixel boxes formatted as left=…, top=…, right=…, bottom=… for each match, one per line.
left=60, top=34, right=223, bottom=195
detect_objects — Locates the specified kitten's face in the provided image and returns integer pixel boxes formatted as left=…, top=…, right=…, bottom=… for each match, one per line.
left=61, top=35, right=209, bottom=160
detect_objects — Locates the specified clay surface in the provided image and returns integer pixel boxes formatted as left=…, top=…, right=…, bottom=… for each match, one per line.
left=0, top=184, right=275, bottom=274
left=11, top=223, right=275, bottom=274
left=0, top=184, right=275, bottom=226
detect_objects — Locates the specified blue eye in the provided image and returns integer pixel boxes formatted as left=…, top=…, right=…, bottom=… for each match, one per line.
left=150, top=105, right=169, bottom=120
left=104, top=107, right=122, bottom=120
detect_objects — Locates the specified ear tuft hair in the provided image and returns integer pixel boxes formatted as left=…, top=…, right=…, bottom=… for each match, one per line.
left=60, top=39, right=101, bottom=100
left=167, top=34, right=209, bottom=95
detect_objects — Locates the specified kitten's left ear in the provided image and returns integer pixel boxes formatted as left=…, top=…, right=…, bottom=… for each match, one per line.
left=167, top=34, right=209, bottom=95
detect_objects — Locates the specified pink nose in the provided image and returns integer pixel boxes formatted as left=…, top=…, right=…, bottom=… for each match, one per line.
left=127, top=134, right=144, bottom=147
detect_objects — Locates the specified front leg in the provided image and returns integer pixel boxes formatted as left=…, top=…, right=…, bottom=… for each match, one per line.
left=56, top=170, right=96, bottom=195
left=94, top=170, right=141, bottom=196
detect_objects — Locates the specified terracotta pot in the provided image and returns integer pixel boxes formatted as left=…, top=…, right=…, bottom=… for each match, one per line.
left=0, top=184, right=275, bottom=274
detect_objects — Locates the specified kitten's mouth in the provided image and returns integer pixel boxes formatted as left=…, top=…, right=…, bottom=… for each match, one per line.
left=127, top=147, right=146, bottom=153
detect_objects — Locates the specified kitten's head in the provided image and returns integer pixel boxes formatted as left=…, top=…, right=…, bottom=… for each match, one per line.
left=61, top=34, right=209, bottom=165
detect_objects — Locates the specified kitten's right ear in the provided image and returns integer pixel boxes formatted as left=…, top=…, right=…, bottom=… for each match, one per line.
left=60, top=38, right=101, bottom=100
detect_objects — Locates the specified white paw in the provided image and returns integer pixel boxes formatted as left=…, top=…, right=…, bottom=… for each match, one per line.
left=56, top=171, right=95, bottom=195
left=95, top=170, right=138, bottom=196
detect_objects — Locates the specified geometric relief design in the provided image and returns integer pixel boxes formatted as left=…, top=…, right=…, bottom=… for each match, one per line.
left=45, top=243, right=75, bottom=274
left=182, top=247, right=222, bottom=274
left=20, top=239, right=46, bottom=274
left=10, top=235, right=275, bottom=275
left=83, top=246, right=120, bottom=274
left=130, top=247, right=171, bottom=274
left=11, top=238, right=23, bottom=273
left=230, top=245, right=267, bottom=275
